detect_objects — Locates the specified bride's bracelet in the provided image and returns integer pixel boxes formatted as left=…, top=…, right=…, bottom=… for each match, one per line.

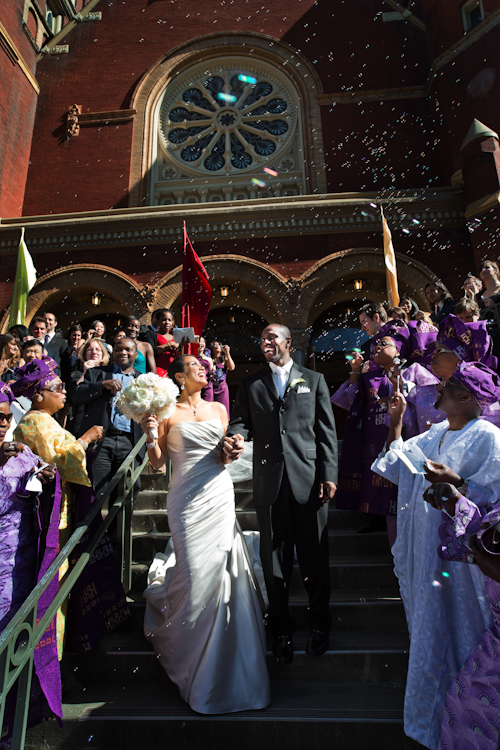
left=146, top=440, right=158, bottom=450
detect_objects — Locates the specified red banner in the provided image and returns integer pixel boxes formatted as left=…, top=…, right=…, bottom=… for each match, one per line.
left=182, top=222, right=212, bottom=343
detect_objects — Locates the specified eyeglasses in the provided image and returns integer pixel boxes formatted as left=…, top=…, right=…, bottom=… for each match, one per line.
left=41, top=383, right=65, bottom=393
left=0, top=413, right=13, bottom=424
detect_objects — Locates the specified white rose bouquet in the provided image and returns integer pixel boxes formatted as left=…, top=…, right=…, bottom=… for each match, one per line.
left=116, top=373, right=179, bottom=441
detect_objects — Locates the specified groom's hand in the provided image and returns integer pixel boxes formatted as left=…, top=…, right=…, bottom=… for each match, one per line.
left=319, top=481, right=337, bottom=504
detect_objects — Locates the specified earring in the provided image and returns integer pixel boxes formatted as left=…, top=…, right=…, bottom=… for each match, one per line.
left=35, top=393, right=43, bottom=402
left=180, top=381, right=185, bottom=391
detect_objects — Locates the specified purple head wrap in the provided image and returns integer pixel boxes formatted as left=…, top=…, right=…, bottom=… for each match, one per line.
left=437, top=315, right=497, bottom=369
left=371, top=319, right=437, bottom=367
left=450, top=361, right=500, bottom=410
left=0, top=384, right=13, bottom=405
left=10, top=358, right=59, bottom=400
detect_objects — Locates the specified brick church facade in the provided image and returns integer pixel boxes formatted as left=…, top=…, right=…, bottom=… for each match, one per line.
left=1, top=0, right=500, bottom=389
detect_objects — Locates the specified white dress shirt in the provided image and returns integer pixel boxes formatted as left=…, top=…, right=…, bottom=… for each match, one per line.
left=269, top=359, right=294, bottom=399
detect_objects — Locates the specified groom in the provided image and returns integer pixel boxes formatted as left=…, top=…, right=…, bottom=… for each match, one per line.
left=226, top=324, right=338, bottom=664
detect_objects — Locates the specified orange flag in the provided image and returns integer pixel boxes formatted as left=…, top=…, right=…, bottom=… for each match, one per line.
left=381, top=207, right=400, bottom=308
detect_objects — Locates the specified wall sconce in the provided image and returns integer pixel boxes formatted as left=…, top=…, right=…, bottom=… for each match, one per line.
left=346, top=307, right=352, bottom=317
left=220, top=285, right=230, bottom=298
left=91, top=292, right=102, bottom=307
left=353, top=279, right=364, bottom=292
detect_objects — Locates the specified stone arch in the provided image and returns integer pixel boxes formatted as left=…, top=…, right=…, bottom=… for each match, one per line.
left=129, top=32, right=326, bottom=207
left=298, top=248, right=438, bottom=328
left=1, top=264, right=145, bottom=333
left=154, top=255, right=289, bottom=323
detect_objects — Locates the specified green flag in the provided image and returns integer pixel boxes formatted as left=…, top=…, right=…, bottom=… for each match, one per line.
left=8, top=228, right=37, bottom=329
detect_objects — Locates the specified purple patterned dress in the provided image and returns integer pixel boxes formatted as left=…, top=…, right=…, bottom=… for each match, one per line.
left=438, top=499, right=500, bottom=750
left=197, top=356, right=214, bottom=402
left=212, top=362, right=230, bottom=417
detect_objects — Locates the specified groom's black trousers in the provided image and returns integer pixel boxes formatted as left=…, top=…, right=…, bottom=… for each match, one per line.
left=255, top=470, right=331, bottom=637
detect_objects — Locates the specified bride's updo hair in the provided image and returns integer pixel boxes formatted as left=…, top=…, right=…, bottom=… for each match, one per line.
left=167, top=354, right=193, bottom=385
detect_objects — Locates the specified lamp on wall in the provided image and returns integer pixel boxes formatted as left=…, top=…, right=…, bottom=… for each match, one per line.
left=220, top=285, right=230, bottom=298
left=91, top=292, right=102, bottom=307
left=353, top=279, right=364, bottom=292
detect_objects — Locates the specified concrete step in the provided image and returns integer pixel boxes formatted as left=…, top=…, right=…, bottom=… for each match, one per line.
left=25, top=682, right=405, bottom=750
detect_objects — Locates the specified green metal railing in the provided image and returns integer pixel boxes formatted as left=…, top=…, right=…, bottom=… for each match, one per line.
left=0, top=434, right=150, bottom=750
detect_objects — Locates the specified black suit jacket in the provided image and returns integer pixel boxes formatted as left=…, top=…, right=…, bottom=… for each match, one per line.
left=227, top=362, right=338, bottom=506
left=430, top=299, right=456, bottom=325
left=71, top=365, right=146, bottom=461
left=45, top=335, right=68, bottom=367
left=139, top=326, right=157, bottom=354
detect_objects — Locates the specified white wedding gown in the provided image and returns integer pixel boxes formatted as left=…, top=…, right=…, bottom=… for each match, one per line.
left=143, top=419, right=270, bottom=714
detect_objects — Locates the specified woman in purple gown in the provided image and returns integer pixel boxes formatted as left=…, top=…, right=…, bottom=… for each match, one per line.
left=210, top=341, right=235, bottom=418
left=426, top=482, right=500, bottom=750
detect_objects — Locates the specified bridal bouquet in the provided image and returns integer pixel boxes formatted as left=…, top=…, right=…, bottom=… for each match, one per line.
left=116, top=373, right=179, bottom=441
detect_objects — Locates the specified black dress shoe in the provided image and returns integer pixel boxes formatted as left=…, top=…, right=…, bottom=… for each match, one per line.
left=306, top=629, right=329, bottom=656
left=356, top=515, right=386, bottom=533
left=273, top=635, right=293, bottom=664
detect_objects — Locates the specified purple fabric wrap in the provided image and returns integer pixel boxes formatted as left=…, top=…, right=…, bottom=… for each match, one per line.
left=451, top=361, right=500, bottom=410
left=198, top=357, right=214, bottom=402
left=64, top=451, right=130, bottom=653
left=438, top=501, right=500, bottom=749
left=369, top=319, right=438, bottom=372
left=334, top=369, right=398, bottom=516
left=0, top=385, right=13, bottom=405
left=438, top=314, right=498, bottom=369
left=212, top=363, right=230, bottom=417
left=10, top=358, right=58, bottom=401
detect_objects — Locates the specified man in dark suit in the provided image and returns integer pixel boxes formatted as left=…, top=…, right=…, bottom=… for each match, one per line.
left=72, top=338, right=146, bottom=502
left=139, top=308, right=166, bottom=354
left=425, top=282, right=456, bottom=325
left=43, top=312, right=68, bottom=367
left=226, top=324, right=338, bottom=664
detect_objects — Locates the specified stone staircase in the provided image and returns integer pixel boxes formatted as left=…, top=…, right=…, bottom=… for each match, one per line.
left=26, top=469, right=410, bottom=750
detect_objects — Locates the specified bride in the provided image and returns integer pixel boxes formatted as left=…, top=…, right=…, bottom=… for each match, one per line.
left=140, top=355, right=270, bottom=714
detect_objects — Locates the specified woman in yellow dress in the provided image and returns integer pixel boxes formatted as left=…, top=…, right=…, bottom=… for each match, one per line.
left=11, top=358, right=104, bottom=657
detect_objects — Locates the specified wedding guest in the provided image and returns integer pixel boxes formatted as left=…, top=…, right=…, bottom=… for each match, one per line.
left=413, top=310, right=436, bottom=327
left=155, top=309, right=180, bottom=377
left=43, top=313, right=68, bottom=367
left=60, top=324, right=83, bottom=386
left=8, top=324, right=30, bottom=343
left=387, top=307, right=408, bottom=322
left=68, top=338, right=110, bottom=436
left=124, top=316, right=156, bottom=374
left=399, top=294, right=419, bottom=321
left=425, top=281, right=456, bottom=325
left=427, top=485, right=500, bottom=750
left=12, top=359, right=104, bottom=658
left=29, top=316, right=49, bottom=343
left=113, top=328, right=127, bottom=344
left=454, top=297, right=480, bottom=323
left=138, top=308, right=162, bottom=353
left=19, top=338, right=43, bottom=365
left=479, top=259, right=500, bottom=308
left=211, top=341, right=235, bottom=417
left=72, top=338, right=146, bottom=503
left=0, top=334, right=21, bottom=383
left=372, top=361, right=500, bottom=750
left=84, top=320, right=112, bottom=355
left=462, top=274, right=482, bottom=304
left=357, top=302, right=388, bottom=359
left=197, top=336, right=213, bottom=401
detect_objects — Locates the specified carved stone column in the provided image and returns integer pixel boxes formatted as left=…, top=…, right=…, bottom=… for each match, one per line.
left=289, top=328, right=311, bottom=367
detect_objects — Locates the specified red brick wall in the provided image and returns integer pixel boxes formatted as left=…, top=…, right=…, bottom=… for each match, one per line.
left=0, top=0, right=38, bottom=218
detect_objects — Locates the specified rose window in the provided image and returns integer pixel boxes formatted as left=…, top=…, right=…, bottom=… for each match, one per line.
left=159, top=64, right=297, bottom=176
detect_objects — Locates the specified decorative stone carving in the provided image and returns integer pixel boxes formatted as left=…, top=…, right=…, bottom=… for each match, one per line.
left=138, top=283, right=158, bottom=312
left=285, top=278, right=302, bottom=301
left=66, top=104, right=81, bottom=138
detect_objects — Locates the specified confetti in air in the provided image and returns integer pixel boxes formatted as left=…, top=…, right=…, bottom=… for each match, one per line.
left=252, top=179, right=266, bottom=187
left=264, top=168, right=278, bottom=177
left=238, top=75, right=257, bottom=84
left=217, top=93, right=237, bottom=103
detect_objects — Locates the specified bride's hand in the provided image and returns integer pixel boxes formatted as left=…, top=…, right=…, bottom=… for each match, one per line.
left=141, top=415, right=158, bottom=434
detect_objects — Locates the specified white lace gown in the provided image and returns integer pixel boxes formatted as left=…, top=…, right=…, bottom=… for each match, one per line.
left=143, top=419, right=270, bottom=714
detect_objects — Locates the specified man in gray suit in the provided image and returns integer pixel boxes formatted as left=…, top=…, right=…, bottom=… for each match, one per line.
left=226, top=324, right=338, bottom=664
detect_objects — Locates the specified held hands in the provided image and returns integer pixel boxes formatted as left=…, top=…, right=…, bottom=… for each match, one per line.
left=423, top=482, right=459, bottom=514
left=423, top=461, right=461, bottom=486
left=141, top=414, right=159, bottom=436
left=101, top=379, right=122, bottom=395
left=319, top=481, right=337, bottom=504
left=223, top=434, right=244, bottom=462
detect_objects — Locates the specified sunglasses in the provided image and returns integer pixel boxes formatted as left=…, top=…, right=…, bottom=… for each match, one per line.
left=0, top=413, right=13, bottom=424
left=42, top=383, right=65, bottom=393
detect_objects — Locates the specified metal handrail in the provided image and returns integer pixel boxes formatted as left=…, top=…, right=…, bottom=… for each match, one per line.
left=0, top=433, right=150, bottom=750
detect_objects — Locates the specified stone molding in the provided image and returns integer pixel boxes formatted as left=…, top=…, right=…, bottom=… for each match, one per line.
left=0, top=188, right=466, bottom=255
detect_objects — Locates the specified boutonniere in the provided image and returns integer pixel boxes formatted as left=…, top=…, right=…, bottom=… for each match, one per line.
left=289, top=378, right=306, bottom=389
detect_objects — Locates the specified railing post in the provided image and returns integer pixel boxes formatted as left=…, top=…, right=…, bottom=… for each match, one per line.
left=123, top=469, right=133, bottom=594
